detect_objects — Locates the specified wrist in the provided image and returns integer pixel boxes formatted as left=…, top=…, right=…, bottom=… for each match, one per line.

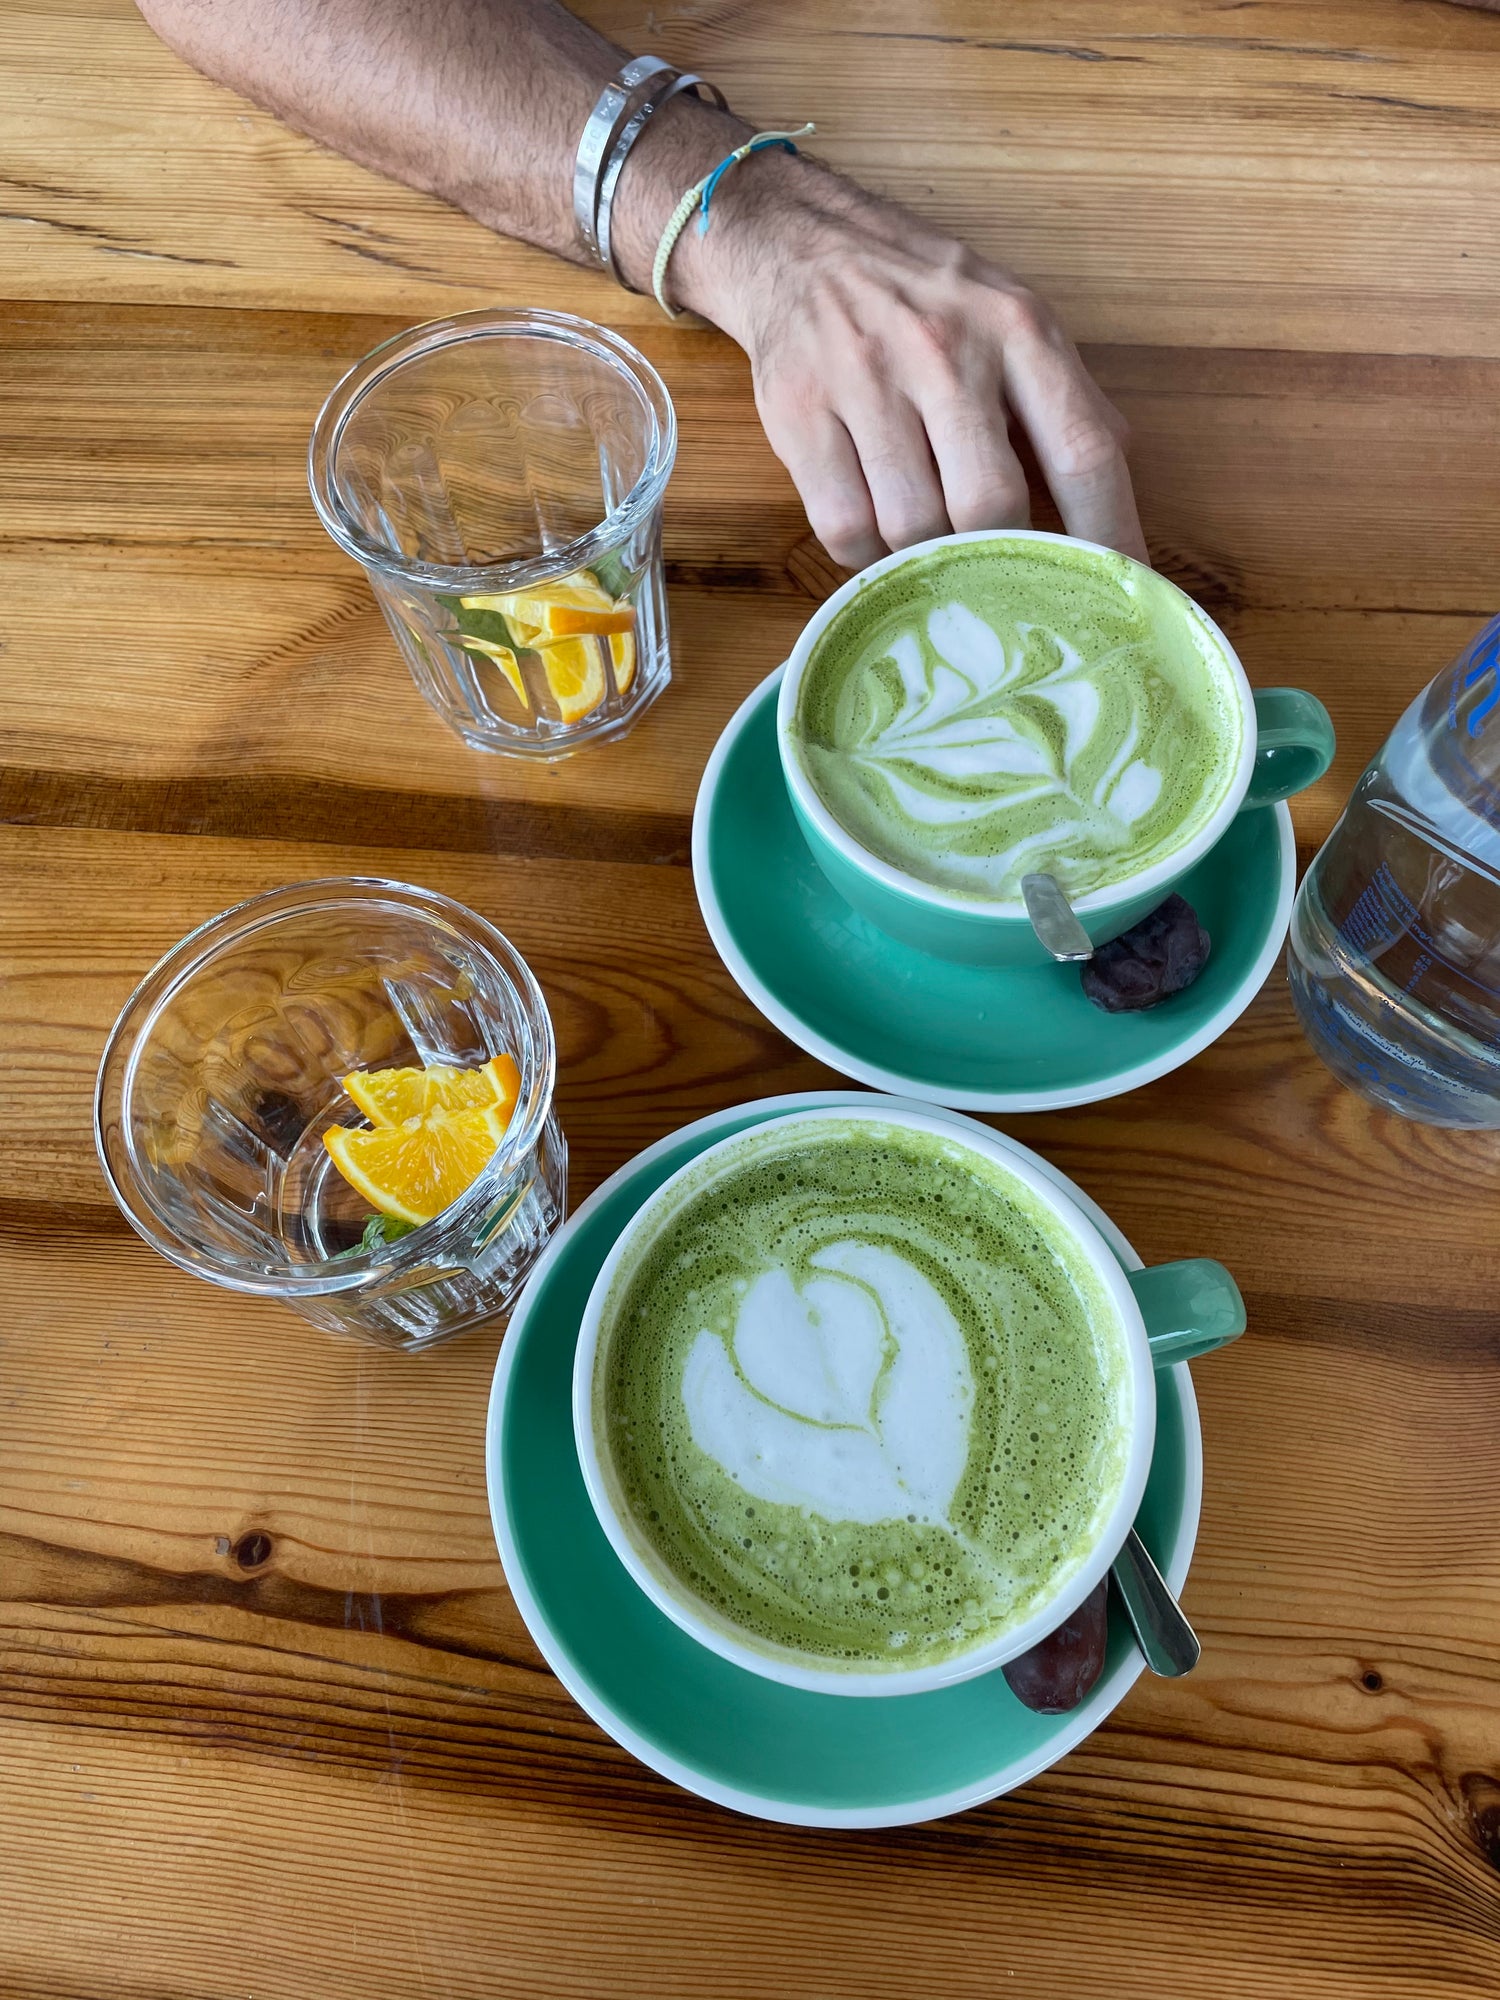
left=604, top=94, right=751, bottom=298
left=605, top=97, right=838, bottom=333
left=668, top=148, right=832, bottom=334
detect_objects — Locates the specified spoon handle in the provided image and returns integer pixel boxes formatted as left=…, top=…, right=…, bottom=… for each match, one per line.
left=1020, top=872, right=1094, bottom=962
left=1111, top=1528, right=1201, bottom=1677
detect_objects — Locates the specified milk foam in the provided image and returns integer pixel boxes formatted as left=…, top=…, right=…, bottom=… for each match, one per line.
left=681, top=1243, right=974, bottom=1528
left=794, top=542, right=1242, bottom=904
left=596, top=1120, right=1131, bottom=1672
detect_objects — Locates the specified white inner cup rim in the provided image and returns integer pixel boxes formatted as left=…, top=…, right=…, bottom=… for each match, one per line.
left=571, top=1102, right=1156, bottom=1695
left=776, top=528, right=1257, bottom=920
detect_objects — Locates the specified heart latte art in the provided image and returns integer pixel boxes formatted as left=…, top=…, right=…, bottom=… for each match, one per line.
left=594, top=1120, right=1132, bottom=1673
left=791, top=540, right=1244, bottom=904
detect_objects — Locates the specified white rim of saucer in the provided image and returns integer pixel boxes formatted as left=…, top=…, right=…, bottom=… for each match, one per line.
left=691, top=668, right=1296, bottom=1114
left=485, top=1089, right=1204, bottom=1831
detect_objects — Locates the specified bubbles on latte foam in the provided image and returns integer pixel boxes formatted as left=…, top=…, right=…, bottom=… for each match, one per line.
left=597, top=1122, right=1131, bottom=1672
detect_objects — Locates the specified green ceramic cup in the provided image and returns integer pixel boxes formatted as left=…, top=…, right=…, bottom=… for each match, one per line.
left=571, top=1102, right=1246, bottom=1698
left=778, top=530, right=1335, bottom=968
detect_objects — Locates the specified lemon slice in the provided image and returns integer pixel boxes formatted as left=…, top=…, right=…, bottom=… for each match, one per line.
left=534, top=634, right=607, bottom=724
left=323, top=1100, right=511, bottom=1226
left=607, top=629, right=636, bottom=696
left=343, top=1054, right=521, bottom=1129
left=462, top=571, right=635, bottom=640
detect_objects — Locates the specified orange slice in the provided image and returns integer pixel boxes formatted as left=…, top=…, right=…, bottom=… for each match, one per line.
left=607, top=629, right=637, bottom=696
left=534, top=634, right=607, bottom=724
left=459, top=635, right=528, bottom=708
left=531, top=600, right=636, bottom=638
left=343, top=1054, right=521, bottom=1129
left=462, top=572, right=635, bottom=641
left=323, top=1100, right=511, bottom=1226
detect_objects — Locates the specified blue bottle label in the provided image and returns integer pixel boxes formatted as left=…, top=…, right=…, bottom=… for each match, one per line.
left=1427, top=614, right=1500, bottom=821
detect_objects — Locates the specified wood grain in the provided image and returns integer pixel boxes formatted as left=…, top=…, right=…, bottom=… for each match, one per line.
left=4, top=302, right=1499, bottom=848
left=3, top=0, right=1500, bottom=1995
left=8, top=820, right=1500, bottom=1315
left=5, top=0, right=1500, bottom=358
left=1, top=1237, right=1497, bottom=2000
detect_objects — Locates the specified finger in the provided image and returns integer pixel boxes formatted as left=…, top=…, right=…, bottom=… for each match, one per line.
left=761, top=402, right=883, bottom=570
left=840, top=392, right=951, bottom=553
left=1000, top=316, right=1147, bottom=561
left=918, top=383, right=1032, bottom=535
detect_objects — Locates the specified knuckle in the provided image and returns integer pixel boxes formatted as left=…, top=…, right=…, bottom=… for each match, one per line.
left=819, top=528, right=881, bottom=569
left=836, top=324, right=884, bottom=378
left=807, top=498, right=878, bottom=566
left=1049, top=415, right=1124, bottom=483
left=904, top=310, right=967, bottom=375
left=992, top=285, right=1049, bottom=338
left=756, top=370, right=824, bottom=435
left=944, top=240, right=986, bottom=286
left=878, top=499, right=951, bottom=552
left=947, top=477, right=1030, bottom=533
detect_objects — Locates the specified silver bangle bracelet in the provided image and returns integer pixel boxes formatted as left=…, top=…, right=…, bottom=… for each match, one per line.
left=597, top=71, right=729, bottom=287
left=573, top=56, right=729, bottom=273
left=573, top=55, right=678, bottom=262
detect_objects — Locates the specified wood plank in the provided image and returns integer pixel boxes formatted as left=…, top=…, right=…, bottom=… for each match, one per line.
left=7, top=2, right=1500, bottom=1991
left=6, top=1234, right=1497, bottom=1689
left=0, top=301, right=795, bottom=557
left=0, top=1719, right=1489, bottom=2000
left=2, top=0, right=1498, bottom=356
left=3, top=303, right=1499, bottom=842
left=0, top=554, right=1463, bottom=849
left=7, top=822, right=1500, bottom=1316
left=8, top=306, right=1497, bottom=615
left=0, top=823, right=826, bottom=1215
left=1, top=1226, right=1497, bottom=1997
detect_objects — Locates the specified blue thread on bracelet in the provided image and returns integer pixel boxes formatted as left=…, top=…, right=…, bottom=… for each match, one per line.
left=652, top=124, right=814, bottom=317
left=697, top=136, right=801, bottom=234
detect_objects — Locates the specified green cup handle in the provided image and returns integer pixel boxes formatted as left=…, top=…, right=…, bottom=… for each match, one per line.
left=1243, top=686, right=1336, bottom=809
left=1127, top=1259, right=1246, bottom=1368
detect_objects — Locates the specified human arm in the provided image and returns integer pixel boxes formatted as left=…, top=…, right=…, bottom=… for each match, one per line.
left=136, top=0, right=1146, bottom=567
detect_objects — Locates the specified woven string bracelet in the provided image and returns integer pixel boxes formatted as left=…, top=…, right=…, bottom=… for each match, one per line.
left=651, top=124, right=815, bottom=318
left=596, top=70, right=729, bottom=285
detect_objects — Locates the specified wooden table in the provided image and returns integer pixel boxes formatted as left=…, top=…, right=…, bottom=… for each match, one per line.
left=4, top=1, right=1500, bottom=1992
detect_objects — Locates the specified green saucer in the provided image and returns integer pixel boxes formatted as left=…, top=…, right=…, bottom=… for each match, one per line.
left=486, top=1091, right=1201, bottom=1829
left=692, top=670, right=1295, bottom=1111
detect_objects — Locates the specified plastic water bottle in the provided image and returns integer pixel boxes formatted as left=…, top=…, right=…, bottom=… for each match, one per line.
left=1287, top=615, right=1500, bottom=1125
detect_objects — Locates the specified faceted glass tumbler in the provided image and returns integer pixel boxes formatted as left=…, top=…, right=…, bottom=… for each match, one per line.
left=308, top=308, right=676, bottom=759
left=95, top=880, right=568, bottom=1351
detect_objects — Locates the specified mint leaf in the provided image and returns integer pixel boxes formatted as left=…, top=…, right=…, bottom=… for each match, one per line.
left=435, top=591, right=522, bottom=652
left=333, top=1213, right=419, bottom=1259
left=591, top=550, right=632, bottom=598
left=434, top=592, right=524, bottom=648
left=458, top=605, right=521, bottom=650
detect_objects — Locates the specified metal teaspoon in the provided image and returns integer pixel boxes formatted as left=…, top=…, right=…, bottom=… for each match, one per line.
left=1021, top=872, right=1094, bottom=962
left=1111, top=1528, right=1201, bottom=1677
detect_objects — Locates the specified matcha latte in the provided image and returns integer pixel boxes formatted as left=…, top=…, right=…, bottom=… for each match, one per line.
left=790, top=538, right=1244, bottom=905
left=586, top=1117, right=1133, bottom=1678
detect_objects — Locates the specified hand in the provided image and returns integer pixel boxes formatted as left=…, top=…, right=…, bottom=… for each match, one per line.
left=680, top=161, right=1147, bottom=571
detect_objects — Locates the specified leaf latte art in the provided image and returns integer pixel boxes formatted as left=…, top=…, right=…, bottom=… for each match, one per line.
left=793, top=541, right=1244, bottom=904
left=595, top=1121, right=1131, bottom=1674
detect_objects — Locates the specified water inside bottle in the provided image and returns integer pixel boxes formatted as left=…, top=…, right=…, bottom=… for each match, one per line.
left=1288, top=619, right=1500, bottom=1126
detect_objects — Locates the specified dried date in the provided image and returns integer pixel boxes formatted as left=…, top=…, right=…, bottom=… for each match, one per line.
left=1081, top=894, right=1211, bottom=1012
left=1002, top=1578, right=1110, bottom=1713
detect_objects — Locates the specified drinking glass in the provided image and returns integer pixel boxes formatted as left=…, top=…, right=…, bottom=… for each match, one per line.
left=308, top=307, right=675, bottom=758
left=95, top=880, right=568, bottom=1350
